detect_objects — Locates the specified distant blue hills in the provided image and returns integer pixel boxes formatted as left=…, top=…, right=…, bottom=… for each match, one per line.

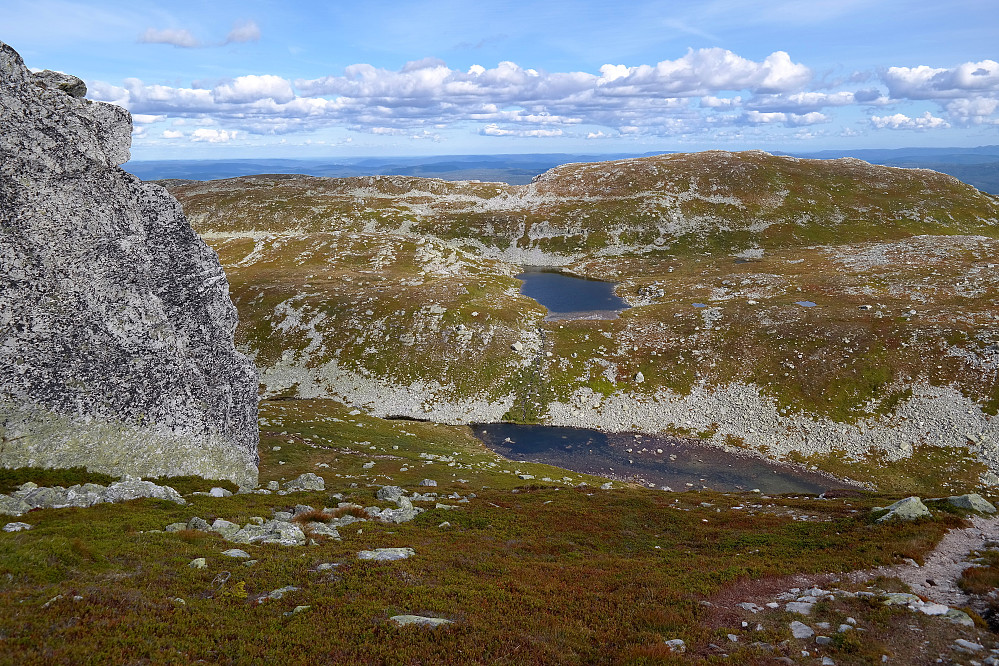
left=126, top=146, right=999, bottom=194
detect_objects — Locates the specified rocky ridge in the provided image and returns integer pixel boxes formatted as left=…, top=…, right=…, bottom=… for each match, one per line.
left=0, top=41, right=259, bottom=485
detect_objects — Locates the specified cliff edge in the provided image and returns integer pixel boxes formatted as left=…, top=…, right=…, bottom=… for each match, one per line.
left=0, top=41, right=259, bottom=486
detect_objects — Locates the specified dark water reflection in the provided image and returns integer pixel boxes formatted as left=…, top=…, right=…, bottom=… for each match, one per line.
left=517, top=267, right=629, bottom=320
left=474, top=423, right=849, bottom=494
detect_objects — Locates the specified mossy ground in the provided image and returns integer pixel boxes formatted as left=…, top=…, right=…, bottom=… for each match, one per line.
left=1, top=399, right=997, bottom=664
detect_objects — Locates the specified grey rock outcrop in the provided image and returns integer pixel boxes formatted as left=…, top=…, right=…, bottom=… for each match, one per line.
left=0, top=41, right=258, bottom=485
left=875, top=496, right=931, bottom=522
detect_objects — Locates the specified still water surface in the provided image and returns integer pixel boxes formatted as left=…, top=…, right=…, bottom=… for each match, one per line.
left=474, top=423, right=846, bottom=494
left=516, top=267, right=629, bottom=320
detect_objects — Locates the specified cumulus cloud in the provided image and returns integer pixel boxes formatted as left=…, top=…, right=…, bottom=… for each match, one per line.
left=745, top=110, right=830, bottom=126
left=884, top=60, right=999, bottom=99
left=138, top=28, right=200, bottom=48
left=88, top=48, right=994, bottom=144
left=213, top=75, right=295, bottom=104
left=162, top=130, right=184, bottom=139
left=870, top=111, right=950, bottom=130
left=191, top=128, right=238, bottom=142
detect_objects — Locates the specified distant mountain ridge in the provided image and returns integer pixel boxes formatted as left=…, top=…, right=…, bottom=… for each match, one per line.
left=128, top=146, right=999, bottom=193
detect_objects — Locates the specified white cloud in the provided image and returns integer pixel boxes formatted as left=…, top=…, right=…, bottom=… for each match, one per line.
left=946, top=97, right=999, bottom=124
left=481, top=124, right=563, bottom=137
left=191, top=128, right=238, bottom=143
left=870, top=111, right=950, bottom=130
left=138, top=28, right=200, bottom=48
left=162, top=130, right=184, bottom=139
left=745, top=110, right=829, bottom=126
left=131, top=114, right=166, bottom=124
left=225, top=20, right=260, bottom=44
left=883, top=60, right=999, bottom=99
left=586, top=130, right=611, bottom=139
left=213, top=75, right=295, bottom=104
left=700, top=95, right=741, bottom=108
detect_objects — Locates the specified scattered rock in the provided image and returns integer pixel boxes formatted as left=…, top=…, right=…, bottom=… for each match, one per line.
left=2, top=522, right=32, bottom=532
left=209, top=487, right=233, bottom=498
left=376, top=486, right=405, bottom=502
left=165, top=522, right=187, bottom=532
left=221, top=548, right=251, bottom=559
left=257, top=586, right=299, bottom=604
left=946, top=493, right=997, bottom=514
left=875, top=496, right=930, bottom=522
left=389, top=615, right=452, bottom=628
left=785, top=601, right=815, bottom=615
left=419, top=479, right=437, bottom=487
left=283, top=473, right=325, bottom=492
left=664, top=639, right=685, bottom=653
left=358, top=547, right=415, bottom=561
left=790, top=621, right=814, bottom=639
left=189, top=558, right=207, bottom=569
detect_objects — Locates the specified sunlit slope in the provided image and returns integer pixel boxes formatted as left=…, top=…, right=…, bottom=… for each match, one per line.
left=172, top=151, right=999, bottom=259
left=167, top=152, right=999, bottom=486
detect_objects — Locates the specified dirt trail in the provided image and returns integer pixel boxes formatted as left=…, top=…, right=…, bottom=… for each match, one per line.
left=854, top=514, right=999, bottom=607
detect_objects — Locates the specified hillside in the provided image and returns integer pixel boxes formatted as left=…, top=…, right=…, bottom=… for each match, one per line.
left=168, top=151, right=999, bottom=491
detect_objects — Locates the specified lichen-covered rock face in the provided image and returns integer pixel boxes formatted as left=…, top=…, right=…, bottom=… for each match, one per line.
left=0, top=41, right=259, bottom=486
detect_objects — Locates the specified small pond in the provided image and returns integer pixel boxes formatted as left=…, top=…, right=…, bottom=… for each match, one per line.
left=517, top=267, right=630, bottom=320
left=474, top=423, right=850, bottom=494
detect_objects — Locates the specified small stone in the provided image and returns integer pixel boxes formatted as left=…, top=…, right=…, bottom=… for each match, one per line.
left=518, top=474, right=534, bottom=480
left=883, top=592, right=921, bottom=605
left=419, top=479, right=437, bottom=487
left=737, top=602, right=762, bottom=613
left=943, top=609, right=975, bottom=626
left=955, top=638, right=984, bottom=652
left=875, top=496, right=930, bottom=522
left=511, top=341, right=525, bottom=352
left=285, top=605, right=310, bottom=616
left=357, top=547, right=415, bottom=561
left=2, top=522, right=32, bottom=532
left=821, top=658, right=836, bottom=666
left=919, top=603, right=949, bottom=616
left=727, top=633, right=738, bottom=642
left=209, top=487, right=233, bottom=498
left=790, top=621, right=814, bottom=639
left=284, top=473, right=325, bottom=492
left=189, top=558, right=207, bottom=569
left=165, top=522, right=187, bottom=532
left=664, top=639, right=685, bottom=653
left=267, top=481, right=280, bottom=491
left=785, top=601, right=815, bottom=615
left=243, top=560, right=257, bottom=567
left=837, top=624, right=852, bottom=633
left=600, top=482, right=613, bottom=490
left=222, top=548, right=251, bottom=559
left=815, top=636, right=832, bottom=645
left=389, top=615, right=452, bottom=628
left=362, top=462, right=375, bottom=469
left=947, top=493, right=997, bottom=514
left=188, top=517, right=210, bottom=531
left=376, top=486, right=405, bottom=501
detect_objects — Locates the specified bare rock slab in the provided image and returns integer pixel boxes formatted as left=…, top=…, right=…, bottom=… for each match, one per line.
left=0, top=40, right=258, bottom=486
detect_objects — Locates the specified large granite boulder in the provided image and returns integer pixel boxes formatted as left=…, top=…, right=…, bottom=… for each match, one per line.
left=0, top=41, right=258, bottom=486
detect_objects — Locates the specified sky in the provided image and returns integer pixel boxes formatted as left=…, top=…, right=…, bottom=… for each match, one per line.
left=4, top=0, right=999, bottom=160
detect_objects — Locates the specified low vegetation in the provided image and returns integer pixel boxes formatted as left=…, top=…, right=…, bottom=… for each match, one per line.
left=1, top=398, right=995, bottom=664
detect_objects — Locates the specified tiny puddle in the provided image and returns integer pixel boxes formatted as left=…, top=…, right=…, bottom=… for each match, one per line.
left=796, top=301, right=817, bottom=307
left=517, top=267, right=629, bottom=321
left=692, top=303, right=707, bottom=308
left=474, top=423, right=850, bottom=494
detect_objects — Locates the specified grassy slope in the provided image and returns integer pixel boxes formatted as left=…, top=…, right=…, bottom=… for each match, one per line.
left=169, top=153, right=999, bottom=454
left=1, top=399, right=994, bottom=665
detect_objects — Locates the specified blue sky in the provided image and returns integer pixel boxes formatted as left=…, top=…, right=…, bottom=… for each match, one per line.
left=5, top=0, right=999, bottom=159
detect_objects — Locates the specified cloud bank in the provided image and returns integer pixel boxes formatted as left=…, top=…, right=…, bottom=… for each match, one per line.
left=91, top=47, right=999, bottom=145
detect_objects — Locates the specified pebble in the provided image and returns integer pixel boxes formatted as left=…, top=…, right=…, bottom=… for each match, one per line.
left=189, top=558, right=207, bottom=569
left=2, top=522, right=32, bottom=532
